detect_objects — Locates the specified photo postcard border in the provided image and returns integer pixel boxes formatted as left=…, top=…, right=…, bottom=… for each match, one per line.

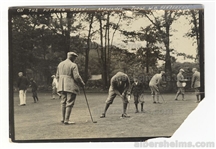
left=8, top=4, right=204, bottom=143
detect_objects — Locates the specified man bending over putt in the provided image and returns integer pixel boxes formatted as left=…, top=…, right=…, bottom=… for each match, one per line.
left=100, top=72, right=130, bottom=118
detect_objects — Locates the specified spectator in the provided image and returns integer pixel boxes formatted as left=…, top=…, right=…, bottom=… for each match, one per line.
left=191, top=68, right=201, bottom=103
left=17, top=72, right=29, bottom=106
left=29, top=78, right=39, bottom=103
left=130, top=77, right=145, bottom=113
left=51, top=75, right=60, bottom=100
left=174, top=69, right=188, bottom=101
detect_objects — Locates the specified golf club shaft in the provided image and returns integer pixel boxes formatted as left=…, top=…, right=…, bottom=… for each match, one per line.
left=82, top=87, right=95, bottom=123
left=159, top=93, right=165, bottom=102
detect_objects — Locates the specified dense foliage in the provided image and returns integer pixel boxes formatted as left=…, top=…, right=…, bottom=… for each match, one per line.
left=10, top=9, right=202, bottom=92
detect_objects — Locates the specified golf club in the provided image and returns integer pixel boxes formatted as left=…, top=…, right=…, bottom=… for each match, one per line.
left=127, top=100, right=130, bottom=111
left=159, top=92, right=166, bottom=103
left=127, top=95, right=131, bottom=111
left=82, top=87, right=97, bottom=123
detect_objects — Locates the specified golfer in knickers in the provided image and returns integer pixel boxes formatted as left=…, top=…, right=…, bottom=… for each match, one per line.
left=56, top=52, right=85, bottom=125
left=149, top=71, right=165, bottom=104
left=100, top=72, right=130, bottom=118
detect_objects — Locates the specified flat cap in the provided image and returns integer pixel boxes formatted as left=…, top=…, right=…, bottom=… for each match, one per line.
left=67, top=52, right=78, bottom=57
left=180, top=69, right=185, bottom=72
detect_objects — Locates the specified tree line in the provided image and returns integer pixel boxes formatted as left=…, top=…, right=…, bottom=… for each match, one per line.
left=9, top=8, right=203, bottom=92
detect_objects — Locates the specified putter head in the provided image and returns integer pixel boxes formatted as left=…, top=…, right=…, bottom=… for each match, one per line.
left=93, top=121, right=97, bottom=123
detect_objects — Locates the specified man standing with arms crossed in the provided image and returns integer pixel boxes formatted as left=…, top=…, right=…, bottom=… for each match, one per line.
left=100, top=72, right=130, bottom=118
left=56, top=52, right=85, bottom=125
left=149, top=71, right=165, bottom=104
left=191, top=68, right=201, bottom=103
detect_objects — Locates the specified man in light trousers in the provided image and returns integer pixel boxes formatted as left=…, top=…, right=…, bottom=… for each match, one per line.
left=17, top=72, right=29, bottom=106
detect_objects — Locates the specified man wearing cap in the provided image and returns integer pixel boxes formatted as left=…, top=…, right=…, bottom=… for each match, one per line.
left=191, top=68, right=201, bottom=103
left=149, top=71, right=165, bottom=103
left=130, top=77, right=145, bottom=113
left=100, top=71, right=130, bottom=118
left=174, top=69, right=187, bottom=101
left=56, top=52, right=85, bottom=125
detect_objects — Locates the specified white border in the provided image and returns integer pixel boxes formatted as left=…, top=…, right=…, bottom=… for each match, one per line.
left=1, top=0, right=215, bottom=148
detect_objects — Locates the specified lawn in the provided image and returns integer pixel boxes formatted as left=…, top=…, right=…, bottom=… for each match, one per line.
left=11, top=91, right=199, bottom=142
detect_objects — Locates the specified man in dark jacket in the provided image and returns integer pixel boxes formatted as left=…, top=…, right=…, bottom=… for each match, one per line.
left=130, top=77, right=145, bottom=113
left=17, top=72, right=29, bottom=106
left=29, top=78, right=39, bottom=103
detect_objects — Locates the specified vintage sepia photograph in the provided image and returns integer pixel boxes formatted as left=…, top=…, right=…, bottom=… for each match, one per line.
left=9, top=4, right=205, bottom=142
